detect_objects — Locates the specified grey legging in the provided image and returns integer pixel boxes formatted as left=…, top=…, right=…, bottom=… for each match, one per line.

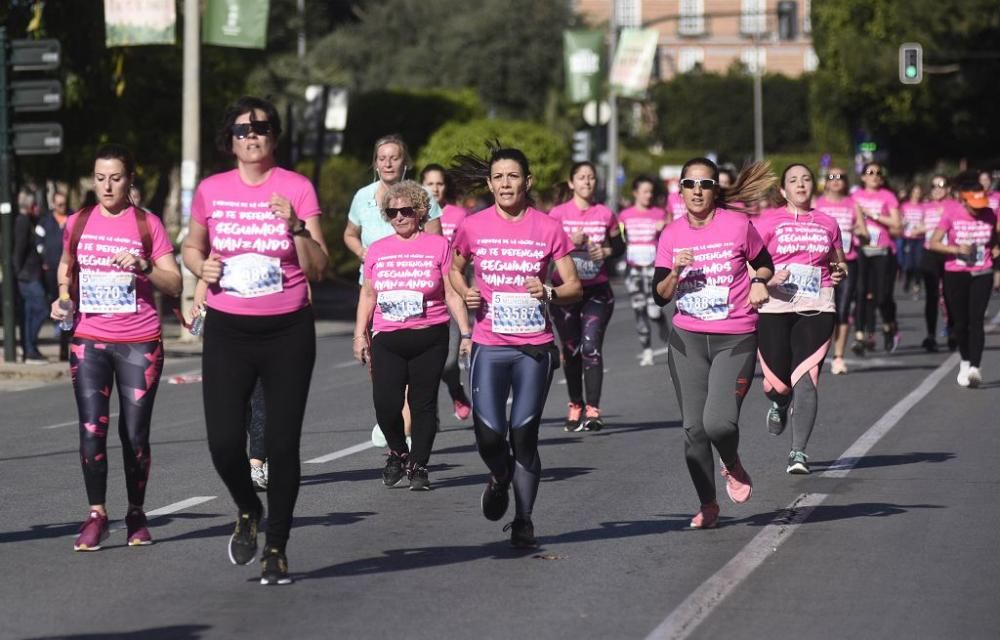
left=667, top=326, right=758, bottom=506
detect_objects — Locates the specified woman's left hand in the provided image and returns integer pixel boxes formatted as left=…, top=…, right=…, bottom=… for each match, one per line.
left=830, top=262, right=847, bottom=285
left=587, top=243, right=604, bottom=261
left=270, top=193, right=298, bottom=230
left=749, top=282, right=770, bottom=308
left=113, top=250, right=146, bottom=274
left=524, top=276, right=546, bottom=300
left=459, top=338, right=472, bottom=356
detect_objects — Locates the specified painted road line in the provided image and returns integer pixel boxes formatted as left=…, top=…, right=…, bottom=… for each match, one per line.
left=41, top=413, right=119, bottom=430
left=645, top=332, right=974, bottom=639
left=305, top=441, right=374, bottom=464
left=103, top=496, right=217, bottom=534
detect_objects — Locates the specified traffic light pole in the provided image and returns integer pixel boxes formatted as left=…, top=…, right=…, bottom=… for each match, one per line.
left=1, top=27, right=20, bottom=364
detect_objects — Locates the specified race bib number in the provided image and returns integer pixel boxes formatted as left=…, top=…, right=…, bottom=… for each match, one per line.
left=676, top=285, right=730, bottom=321
left=841, top=231, right=853, bottom=253
left=220, top=253, right=283, bottom=298
left=626, top=244, right=656, bottom=267
left=777, top=264, right=821, bottom=299
left=491, top=292, right=545, bottom=334
left=572, top=251, right=603, bottom=280
left=79, top=272, right=137, bottom=314
left=377, top=290, right=424, bottom=322
left=866, top=224, right=881, bottom=247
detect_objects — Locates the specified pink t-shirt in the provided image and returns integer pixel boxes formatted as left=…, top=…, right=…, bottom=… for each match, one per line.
left=667, top=192, right=687, bottom=222
left=191, top=167, right=321, bottom=316
left=814, top=195, right=858, bottom=260
left=451, top=207, right=573, bottom=346
left=440, top=203, right=468, bottom=242
left=988, top=192, right=1000, bottom=212
left=64, top=207, right=174, bottom=342
left=936, top=205, right=997, bottom=273
left=363, top=232, right=451, bottom=332
left=548, top=200, right=618, bottom=286
left=655, top=208, right=766, bottom=335
left=753, top=207, right=841, bottom=288
left=853, top=188, right=899, bottom=251
left=922, top=199, right=963, bottom=249
left=901, top=202, right=925, bottom=239
left=619, top=206, right=667, bottom=267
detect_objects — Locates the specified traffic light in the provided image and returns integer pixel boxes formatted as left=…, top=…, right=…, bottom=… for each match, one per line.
left=899, top=43, right=923, bottom=84
left=777, top=1, right=797, bottom=41
left=571, top=130, right=591, bottom=163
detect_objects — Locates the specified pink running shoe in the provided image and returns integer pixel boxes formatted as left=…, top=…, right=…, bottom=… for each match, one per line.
left=689, top=502, right=720, bottom=529
left=721, top=459, right=753, bottom=504
left=125, top=508, right=153, bottom=546
left=74, top=510, right=109, bottom=551
left=453, top=399, right=471, bottom=421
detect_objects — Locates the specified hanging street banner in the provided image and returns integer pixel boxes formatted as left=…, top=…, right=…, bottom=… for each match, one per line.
left=610, top=28, right=659, bottom=98
left=104, top=0, right=176, bottom=47
left=203, top=0, right=270, bottom=50
left=563, top=30, right=603, bottom=105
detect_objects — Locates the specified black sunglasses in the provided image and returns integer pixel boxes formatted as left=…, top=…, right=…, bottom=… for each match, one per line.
left=827, top=173, right=844, bottom=181
left=680, top=178, right=717, bottom=190
left=863, top=169, right=882, bottom=176
left=386, top=206, right=418, bottom=219
left=932, top=180, right=948, bottom=188
left=231, top=121, right=273, bottom=139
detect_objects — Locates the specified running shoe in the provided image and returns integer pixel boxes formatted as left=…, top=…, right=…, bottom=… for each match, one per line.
left=125, top=508, right=153, bottom=546
left=382, top=451, right=408, bottom=487
left=766, top=401, right=789, bottom=436
left=689, top=502, right=720, bottom=529
left=720, top=459, right=753, bottom=504
left=582, top=405, right=604, bottom=432
left=850, top=340, right=865, bottom=356
left=503, top=517, right=538, bottom=548
left=371, top=423, right=387, bottom=448
left=967, top=366, right=982, bottom=389
left=884, top=331, right=900, bottom=353
left=481, top=475, right=511, bottom=521
left=408, top=464, right=431, bottom=491
left=957, top=360, right=972, bottom=387
left=228, top=508, right=261, bottom=565
left=639, top=348, right=654, bottom=367
left=260, top=546, right=293, bottom=585
left=73, top=510, right=109, bottom=552
left=947, top=337, right=958, bottom=352
left=830, top=357, right=847, bottom=375
left=786, top=450, right=810, bottom=475
left=563, top=402, right=584, bottom=432
left=250, top=463, right=268, bottom=492
left=453, top=399, right=472, bottom=421
left=921, top=337, right=938, bottom=353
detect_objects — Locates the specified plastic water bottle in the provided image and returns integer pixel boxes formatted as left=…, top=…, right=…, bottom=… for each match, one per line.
left=189, top=308, right=206, bottom=336
left=57, top=295, right=74, bottom=332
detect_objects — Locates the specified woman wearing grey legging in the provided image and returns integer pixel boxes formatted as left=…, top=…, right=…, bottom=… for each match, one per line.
left=653, top=158, right=776, bottom=530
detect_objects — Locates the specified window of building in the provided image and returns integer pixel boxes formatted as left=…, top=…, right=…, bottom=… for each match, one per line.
left=678, top=0, right=705, bottom=36
left=616, top=0, right=641, bottom=28
left=741, top=0, right=767, bottom=36
left=741, top=47, right=766, bottom=73
left=678, top=47, right=705, bottom=73
left=804, top=47, right=818, bottom=72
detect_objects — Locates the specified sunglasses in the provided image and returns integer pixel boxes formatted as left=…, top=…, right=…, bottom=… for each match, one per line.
left=932, top=180, right=948, bottom=188
left=231, top=121, right=273, bottom=139
left=827, top=173, right=844, bottom=181
left=863, top=169, right=882, bottom=176
left=680, top=178, right=717, bottom=190
left=386, top=206, right=418, bottom=219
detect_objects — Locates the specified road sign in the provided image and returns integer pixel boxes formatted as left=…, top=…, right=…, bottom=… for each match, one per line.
left=11, top=122, right=63, bottom=155
left=11, top=79, right=62, bottom=112
left=10, top=39, right=61, bottom=71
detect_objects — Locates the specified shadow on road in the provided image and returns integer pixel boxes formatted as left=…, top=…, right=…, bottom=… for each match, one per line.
left=816, top=451, right=955, bottom=471
left=718, top=501, right=945, bottom=529
left=25, top=625, right=212, bottom=640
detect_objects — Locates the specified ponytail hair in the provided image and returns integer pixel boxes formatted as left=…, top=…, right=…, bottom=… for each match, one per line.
left=680, top=157, right=776, bottom=214
left=448, top=139, right=532, bottom=198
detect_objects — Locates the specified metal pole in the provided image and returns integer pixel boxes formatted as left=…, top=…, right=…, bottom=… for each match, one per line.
left=752, top=25, right=764, bottom=162
left=607, top=0, right=619, bottom=210
left=1, top=27, right=18, bottom=363
left=178, top=0, right=200, bottom=341
left=297, top=0, right=306, bottom=59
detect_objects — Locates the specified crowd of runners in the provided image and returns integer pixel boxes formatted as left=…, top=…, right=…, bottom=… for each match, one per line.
left=49, top=95, right=999, bottom=585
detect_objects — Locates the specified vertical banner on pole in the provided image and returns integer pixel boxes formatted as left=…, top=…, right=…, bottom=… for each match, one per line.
left=203, top=0, right=270, bottom=49
left=610, top=28, right=659, bottom=98
left=563, top=30, right=603, bottom=105
left=104, top=0, right=177, bottom=47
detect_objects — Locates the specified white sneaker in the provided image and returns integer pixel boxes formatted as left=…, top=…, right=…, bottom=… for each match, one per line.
left=957, top=361, right=971, bottom=387
left=639, top=348, right=654, bottom=367
left=371, top=424, right=387, bottom=447
left=967, top=366, right=982, bottom=388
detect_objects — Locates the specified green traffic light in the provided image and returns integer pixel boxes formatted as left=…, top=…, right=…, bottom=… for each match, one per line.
left=905, top=66, right=918, bottom=79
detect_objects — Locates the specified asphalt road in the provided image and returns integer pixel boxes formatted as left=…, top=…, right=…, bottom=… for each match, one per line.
left=2, top=286, right=998, bottom=640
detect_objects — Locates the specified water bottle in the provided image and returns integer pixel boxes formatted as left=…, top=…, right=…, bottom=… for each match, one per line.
left=57, top=295, right=74, bottom=332
left=189, top=308, right=206, bottom=336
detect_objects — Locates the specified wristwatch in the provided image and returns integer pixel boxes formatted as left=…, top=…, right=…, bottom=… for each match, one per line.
left=750, top=276, right=768, bottom=285
left=141, top=259, right=153, bottom=275
left=290, top=220, right=309, bottom=236
left=460, top=332, right=472, bottom=339
left=544, top=285, right=558, bottom=302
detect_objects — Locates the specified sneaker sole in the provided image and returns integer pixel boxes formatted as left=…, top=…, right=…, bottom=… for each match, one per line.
left=127, top=537, right=153, bottom=546
left=409, top=483, right=431, bottom=491
left=688, top=519, right=719, bottom=530
left=786, top=464, right=810, bottom=474
left=74, top=531, right=109, bottom=552
left=260, top=576, right=293, bottom=585
left=481, top=488, right=509, bottom=522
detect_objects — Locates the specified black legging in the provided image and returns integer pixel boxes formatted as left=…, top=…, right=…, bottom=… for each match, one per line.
left=439, top=319, right=469, bottom=404
left=202, top=306, right=315, bottom=553
left=856, top=252, right=897, bottom=332
left=551, top=282, right=615, bottom=407
left=834, top=260, right=858, bottom=325
left=942, top=271, right=992, bottom=367
left=371, top=323, right=449, bottom=466
left=920, top=251, right=952, bottom=340
left=71, top=337, right=164, bottom=506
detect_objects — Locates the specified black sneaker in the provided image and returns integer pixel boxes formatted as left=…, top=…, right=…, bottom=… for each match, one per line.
left=884, top=331, right=900, bottom=353
left=503, top=517, right=538, bottom=548
left=481, top=476, right=510, bottom=521
left=850, top=340, right=865, bottom=356
left=382, top=451, right=408, bottom=487
left=228, top=508, right=261, bottom=565
left=921, top=337, right=938, bottom=353
left=408, top=464, right=431, bottom=491
left=260, top=546, right=292, bottom=585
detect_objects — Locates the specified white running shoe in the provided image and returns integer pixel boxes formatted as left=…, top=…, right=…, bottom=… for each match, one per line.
left=639, top=348, right=654, bottom=367
left=967, top=366, right=982, bottom=388
left=957, top=361, right=972, bottom=387
left=371, top=424, right=387, bottom=447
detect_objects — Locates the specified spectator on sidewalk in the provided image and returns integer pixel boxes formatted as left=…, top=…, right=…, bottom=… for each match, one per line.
left=39, top=190, right=70, bottom=360
left=13, top=190, right=47, bottom=364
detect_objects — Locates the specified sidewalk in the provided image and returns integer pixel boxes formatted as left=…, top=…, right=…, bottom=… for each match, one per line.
left=0, top=279, right=358, bottom=386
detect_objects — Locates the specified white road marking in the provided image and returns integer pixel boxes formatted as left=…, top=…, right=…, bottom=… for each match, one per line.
left=305, top=441, right=374, bottom=464
left=41, top=413, right=119, bottom=430
left=102, top=496, right=217, bottom=535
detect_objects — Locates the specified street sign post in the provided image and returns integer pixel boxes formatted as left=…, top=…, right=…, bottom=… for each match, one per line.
left=11, top=123, right=64, bottom=155
left=11, top=79, right=62, bottom=112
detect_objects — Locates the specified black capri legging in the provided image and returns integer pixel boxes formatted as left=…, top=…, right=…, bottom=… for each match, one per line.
left=202, top=306, right=315, bottom=553
left=371, top=323, right=450, bottom=466
left=72, top=337, right=164, bottom=507
left=834, top=260, right=858, bottom=325
left=942, top=271, right=993, bottom=367
left=856, top=252, right=897, bottom=330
